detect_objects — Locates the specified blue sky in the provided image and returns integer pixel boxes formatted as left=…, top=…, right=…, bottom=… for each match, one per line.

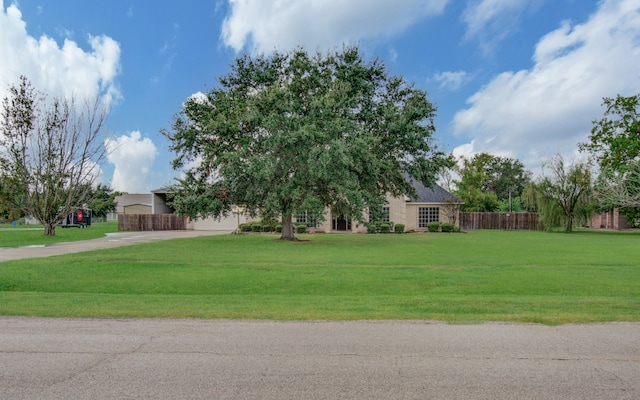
left=2, top=0, right=639, bottom=193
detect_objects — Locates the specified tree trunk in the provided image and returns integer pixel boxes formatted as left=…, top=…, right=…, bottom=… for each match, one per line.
left=44, top=223, right=56, bottom=236
left=565, top=215, right=573, bottom=233
left=280, top=214, right=296, bottom=240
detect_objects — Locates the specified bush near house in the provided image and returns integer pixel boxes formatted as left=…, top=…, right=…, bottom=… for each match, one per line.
left=394, top=224, right=405, bottom=234
left=296, top=224, right=307, bottom=234
left=441, top=223, right=455, bottom=232
left=427, top=222, right=441, bottom=232
left=380, top=223, right=391, bottom=233
left=251, top=224, right=262, bottom=232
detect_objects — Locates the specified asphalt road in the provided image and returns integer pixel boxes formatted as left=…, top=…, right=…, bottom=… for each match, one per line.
left=1, top=317, right=638, bottom=399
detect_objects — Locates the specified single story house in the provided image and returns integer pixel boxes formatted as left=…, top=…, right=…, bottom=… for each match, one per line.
left=146, top=181, right=461, bottom=232
left=296, top=180, right=462, bottom=233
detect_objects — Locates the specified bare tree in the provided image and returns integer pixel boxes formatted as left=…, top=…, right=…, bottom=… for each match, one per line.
left=0, top=76, right=109, bottom=236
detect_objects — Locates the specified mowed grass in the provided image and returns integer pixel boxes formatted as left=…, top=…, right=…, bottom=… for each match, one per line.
left=0, top=230, right=639, bottom=324
left=0, top=222, right=118, bottom=247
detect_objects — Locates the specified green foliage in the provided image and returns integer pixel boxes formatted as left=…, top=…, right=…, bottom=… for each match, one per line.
left=454, top=153, right=531, bottom=212
left=497, top=196, right=526, bottom=212
left=83, top=184, right=120, bottom=219
left=394, top=224, right=405, bottom=234
left=164, top=46, right=453, bottom=240
left=379, top=223, right=391, bottom=233
left=440, top=223, right=454, bottom=232
left=240, top=223, right=252, bottom=232
left=526, top=155, right=594, bottom=232
left=581, top=94, right=640, bottom=172
left=251, top=224, right=262, bottom=232
left=296, top=224, right=307, bottom=234
left=427, top=221, right=440, bottom=232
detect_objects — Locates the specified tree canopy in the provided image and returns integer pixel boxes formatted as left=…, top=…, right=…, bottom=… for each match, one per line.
left=580, top=94, right=640, bottom=172
left=523, top=155, right=593, bottom=232
left=164, top=46, right=452, bottom=239
left=453, top=153, right=531, bottom=212
left=0, top=76, right=109, bottom=235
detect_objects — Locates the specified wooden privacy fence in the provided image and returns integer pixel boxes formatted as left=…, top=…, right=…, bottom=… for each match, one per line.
left=118, top=214, right=187, bottom=231
left=460, top=212, right=539, bottom=231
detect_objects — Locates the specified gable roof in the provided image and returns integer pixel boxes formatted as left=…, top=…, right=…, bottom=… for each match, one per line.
left=407, top=180, right=462, bottom=204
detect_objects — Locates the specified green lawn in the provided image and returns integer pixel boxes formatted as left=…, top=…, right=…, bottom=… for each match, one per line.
left=1, top=230, right=639, bottom=324
left=0, top=221, right=118, bottom=247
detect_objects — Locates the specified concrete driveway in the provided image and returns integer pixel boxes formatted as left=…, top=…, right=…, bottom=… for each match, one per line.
left=0, top=230, right=231, bottom=262
left=0, top=317, right=638, bottom=399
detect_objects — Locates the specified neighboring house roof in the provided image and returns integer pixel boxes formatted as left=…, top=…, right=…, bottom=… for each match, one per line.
left=407, top=180, right=462, bottom=204
left=114, top=194, right=152, bottom=213
left=151, top=187, right=173, bottom=194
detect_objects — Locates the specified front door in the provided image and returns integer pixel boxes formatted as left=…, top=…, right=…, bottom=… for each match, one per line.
left=332, top=214, right=351, bottom=231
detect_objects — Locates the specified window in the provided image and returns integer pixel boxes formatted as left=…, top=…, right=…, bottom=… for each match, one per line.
left=418, top=207, right=439, bottom=228
left=296, top=210, right=316, bottom=227
left=369, top=207, right=390, bottom=223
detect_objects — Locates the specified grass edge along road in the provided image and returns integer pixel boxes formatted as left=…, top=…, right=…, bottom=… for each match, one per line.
left=0, top=230, right=638, bottom=325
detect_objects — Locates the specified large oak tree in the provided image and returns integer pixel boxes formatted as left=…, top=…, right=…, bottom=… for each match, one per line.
left=164, top=47, right=452, bottom=239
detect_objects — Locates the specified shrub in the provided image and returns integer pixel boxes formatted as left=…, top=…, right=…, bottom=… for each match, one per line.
left=366, top=223, right=377, bottom=234
left=275, top=225, right=282, bottom=233
left=441, top=223, right=454, bottom=232
left=427, top=221, right=440, bottom=232
left=240, top=224, right=252, bottom=232
left=262, top=224, right=273, bottom=232
left=296, top=224, right=307, bottom=234
left=394, top=224, right=405, bottom=234
left=251, top=224, right=262, bottom=232
left=380, top=223, right=391, bottom=233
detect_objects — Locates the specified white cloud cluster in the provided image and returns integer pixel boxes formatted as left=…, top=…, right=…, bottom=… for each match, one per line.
left=221, top=0, right=449, bottom=54
left=452, top=0, right=640, bottom=172
left=105, top=131, right=158, bottom=193
left=0, top=1, right=121, bottom=105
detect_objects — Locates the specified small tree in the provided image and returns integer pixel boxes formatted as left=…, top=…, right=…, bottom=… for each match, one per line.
left=81, top=183, right=120, bottom=220
left=164, top=47, right=452, bottom=240
left=525, top=155, right=593, bottom=232
left=0, top=77, right=109, bottom=236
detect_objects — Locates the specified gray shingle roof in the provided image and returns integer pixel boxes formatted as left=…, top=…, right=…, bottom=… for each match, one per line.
left=407, top=179, right=462, bottom=204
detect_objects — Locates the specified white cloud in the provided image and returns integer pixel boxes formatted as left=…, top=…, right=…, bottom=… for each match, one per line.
left=221, top=0, right=449, bottom=54
left=432, top=70, right=471, bottom=91
left=462, top=0, right=541, bottom=54
left=105, top=131, right=158, bottom=193
left=453, top=0, right=640, bottom=172
left=0, top=1, right=121, bottom=106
